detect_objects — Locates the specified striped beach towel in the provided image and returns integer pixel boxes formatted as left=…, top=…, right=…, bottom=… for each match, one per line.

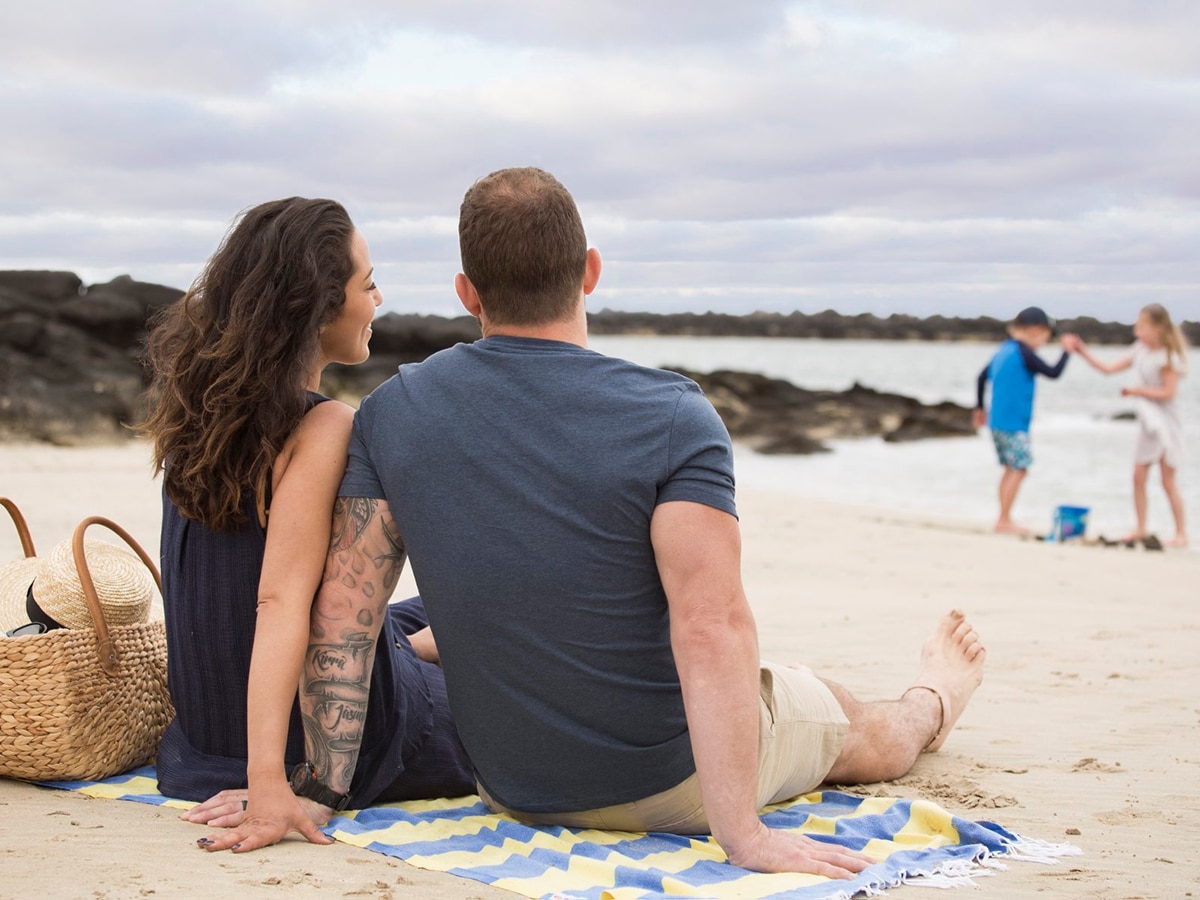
left=48, top=767, right=1079, bottom=899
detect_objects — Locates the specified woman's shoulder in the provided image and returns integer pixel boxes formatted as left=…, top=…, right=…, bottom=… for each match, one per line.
left=295, top=396, right=355, bottom=440
left=274, top=398, right=355, bottom=475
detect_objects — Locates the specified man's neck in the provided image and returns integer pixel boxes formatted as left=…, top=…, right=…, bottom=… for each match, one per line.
left=480, top=306, right=589, bottom=348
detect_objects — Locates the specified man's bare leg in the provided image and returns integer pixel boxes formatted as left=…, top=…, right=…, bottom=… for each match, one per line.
left=823, top=610, right=986, bottom=785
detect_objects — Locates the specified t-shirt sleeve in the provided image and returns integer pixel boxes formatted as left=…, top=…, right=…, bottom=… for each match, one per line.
left=338, top=397, right=387, bottom=500
left=657, top=384, right=738, bottom=518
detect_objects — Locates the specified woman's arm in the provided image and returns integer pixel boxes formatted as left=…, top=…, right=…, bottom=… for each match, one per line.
left=1123, top=366, right=1180, bottom=402
left=199, top=400, right=355, bottom=853
left=1073, top=341, right=1133, bottom=375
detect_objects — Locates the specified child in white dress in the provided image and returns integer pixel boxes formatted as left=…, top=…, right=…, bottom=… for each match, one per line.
left=1075, top=304, right=1189, bottom=547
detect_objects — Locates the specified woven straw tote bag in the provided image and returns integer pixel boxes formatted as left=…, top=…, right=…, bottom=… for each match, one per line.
left=0, top=499, right=174, bottom=781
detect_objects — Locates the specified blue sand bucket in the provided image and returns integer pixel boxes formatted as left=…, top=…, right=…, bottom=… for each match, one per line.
left=1049, top=505, right=1089, bottom=541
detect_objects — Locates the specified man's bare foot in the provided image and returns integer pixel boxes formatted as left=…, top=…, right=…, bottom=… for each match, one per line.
left=994, top=519, right=1031, bottom=536
left=904, top=610, right=986, bottom=752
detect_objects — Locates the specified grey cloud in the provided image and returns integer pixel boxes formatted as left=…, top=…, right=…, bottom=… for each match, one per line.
left=2, top=1, right=1197, bottom=322
left=344, top=0, right=787, bottom=47
left=1, top=0, right=359, bottom=93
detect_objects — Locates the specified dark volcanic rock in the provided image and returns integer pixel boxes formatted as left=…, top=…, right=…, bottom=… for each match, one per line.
left=883, top=401, right=978, bottom=443
left=671, top=370, right=975, bottom=454
left=0, top=272, right=479, bottom=445
left=0, top=271, right=84, bottom=305
left=0, top=271, right=178, bottom=444
left=0, top=269, right=978, bottom=452
left=588, top=309, right=1200, bottom=346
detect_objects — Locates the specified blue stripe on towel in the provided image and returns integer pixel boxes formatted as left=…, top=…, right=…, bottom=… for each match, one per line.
left=42, top=766, right=1078, bottom=900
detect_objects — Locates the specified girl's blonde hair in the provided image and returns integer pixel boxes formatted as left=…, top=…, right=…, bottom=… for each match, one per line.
left=1140, top=303, right=1188, bottom=374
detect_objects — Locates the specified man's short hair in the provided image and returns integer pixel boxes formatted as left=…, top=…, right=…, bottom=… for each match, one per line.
left=459, top=167, right=588, bottom=326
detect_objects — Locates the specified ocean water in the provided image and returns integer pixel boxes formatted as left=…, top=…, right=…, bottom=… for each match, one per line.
left=589, top=335, right=1200, bottom=543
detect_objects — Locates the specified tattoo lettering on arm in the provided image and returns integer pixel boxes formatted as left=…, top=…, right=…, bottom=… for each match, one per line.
left=303, top=632, right=373, bottom=791
left=303, top=496, right=408, bottom=795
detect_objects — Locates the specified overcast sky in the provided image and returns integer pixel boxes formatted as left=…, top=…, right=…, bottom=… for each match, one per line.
left=2, top=1, right=1198, bottom=322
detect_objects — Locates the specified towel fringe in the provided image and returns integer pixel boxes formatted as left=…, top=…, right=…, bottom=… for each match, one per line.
left=576, top=835, right=1081, bottom=899
left=998, top=834, right=1083, bottom=865
left=855, top=837, right=1082, bottom=896
left=851, top=857, right=995, bottom=895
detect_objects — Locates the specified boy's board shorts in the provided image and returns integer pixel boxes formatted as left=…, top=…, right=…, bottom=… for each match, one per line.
left=992, top=429, right=1032, bottom=470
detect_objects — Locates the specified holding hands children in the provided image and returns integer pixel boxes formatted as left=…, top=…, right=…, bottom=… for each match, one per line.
left=1071, top=304, right=1188, bottom=548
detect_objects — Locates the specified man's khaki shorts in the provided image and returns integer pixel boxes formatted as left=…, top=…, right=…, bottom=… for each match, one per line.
left=480, top=662, right=850, bottom=833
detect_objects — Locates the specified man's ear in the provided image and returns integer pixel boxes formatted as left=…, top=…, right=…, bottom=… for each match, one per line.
left=455, top=273, right=482, bottom=317
left=583, top=247, right=602, bottom=296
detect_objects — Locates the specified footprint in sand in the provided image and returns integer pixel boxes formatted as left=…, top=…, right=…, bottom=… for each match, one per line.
left=1072, top=757, right=1124, bottom=773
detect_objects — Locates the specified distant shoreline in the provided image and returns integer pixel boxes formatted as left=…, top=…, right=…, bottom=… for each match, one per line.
left=585, top=308, right=1198, bottom=345
left=3, top=269, right=1193, bottom=444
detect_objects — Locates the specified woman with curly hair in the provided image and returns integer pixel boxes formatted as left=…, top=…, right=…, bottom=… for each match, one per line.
left=141, top=198, right=473, bottom=852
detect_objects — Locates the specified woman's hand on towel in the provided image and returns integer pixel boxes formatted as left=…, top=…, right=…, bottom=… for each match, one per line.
left=188, top=783, right=334, bottom=853
left=725, top=823, right=874, bottom=879
left=181, top=789, right=250, bottom=827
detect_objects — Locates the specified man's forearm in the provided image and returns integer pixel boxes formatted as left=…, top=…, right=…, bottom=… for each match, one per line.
left=672, top=602, right=763, bottom=855
left=299, top=497, right=406, bottom=795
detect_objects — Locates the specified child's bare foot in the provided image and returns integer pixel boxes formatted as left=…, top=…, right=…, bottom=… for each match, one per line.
left=904, top=610, right=986, bottom=752
left=1167, top=534, right=1189, bottom=549
left=994, top=519, right=1031, bottom=536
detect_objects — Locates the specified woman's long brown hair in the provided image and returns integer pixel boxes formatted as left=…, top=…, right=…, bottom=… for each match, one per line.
left=140, top=198, right=356, bottom=530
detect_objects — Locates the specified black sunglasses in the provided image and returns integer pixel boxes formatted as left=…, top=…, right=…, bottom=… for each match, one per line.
left=5, top=621, right=48, bottom=638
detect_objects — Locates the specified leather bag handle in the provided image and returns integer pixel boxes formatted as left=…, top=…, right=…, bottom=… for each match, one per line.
left=1, top=497, right=37, bottom=558
left=71, top=516, right=162, bottom=676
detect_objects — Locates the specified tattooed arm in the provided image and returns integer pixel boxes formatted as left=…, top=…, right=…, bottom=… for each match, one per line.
left=300, top=496, right=407, bottom=796
left=195, top=401, right=355, bottom=853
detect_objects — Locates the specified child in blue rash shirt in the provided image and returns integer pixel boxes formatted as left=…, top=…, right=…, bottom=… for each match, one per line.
left=973, top=307, right=1080, bottom=535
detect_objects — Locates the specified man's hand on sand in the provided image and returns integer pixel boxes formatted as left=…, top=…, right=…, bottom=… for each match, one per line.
left=189, top=784, right=334, bottom=853
left=725, top=822, right=874, bottom=878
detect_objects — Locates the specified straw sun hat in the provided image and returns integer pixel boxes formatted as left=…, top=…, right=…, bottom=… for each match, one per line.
left=0, top=538, right=155, bottom=633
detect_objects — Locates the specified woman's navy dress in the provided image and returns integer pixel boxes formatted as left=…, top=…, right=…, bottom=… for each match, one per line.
left=156, top=396, right=473, bottom=805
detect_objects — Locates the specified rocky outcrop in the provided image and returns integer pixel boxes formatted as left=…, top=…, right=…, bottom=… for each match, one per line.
left=0, top=271, right=482, bottom=445
left=1, top=269, right=978, bottom=452
left=588, top=309, right=1200, bottom=346
left=672, top=369, right=975, bottom=454
left=0, top=272, right=180, bottom=444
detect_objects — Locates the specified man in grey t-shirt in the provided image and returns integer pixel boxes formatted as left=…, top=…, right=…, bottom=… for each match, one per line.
left=297, top=168, right=988, bottom=879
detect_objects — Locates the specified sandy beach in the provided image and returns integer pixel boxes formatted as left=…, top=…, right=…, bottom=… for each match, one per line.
left=1, top=440, right=1197, bottom=899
